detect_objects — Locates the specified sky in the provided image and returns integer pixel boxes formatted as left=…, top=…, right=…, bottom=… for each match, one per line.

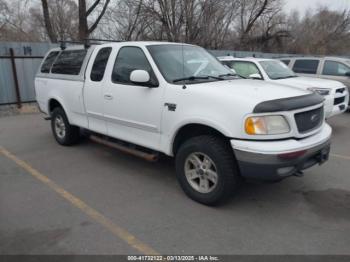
left=284, top=0, right=350, bottom=14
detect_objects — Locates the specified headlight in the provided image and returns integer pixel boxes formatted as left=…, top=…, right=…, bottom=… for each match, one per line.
left=245, top=115, right=290, bottom=135
left=308, top=87, right=331, bottom=96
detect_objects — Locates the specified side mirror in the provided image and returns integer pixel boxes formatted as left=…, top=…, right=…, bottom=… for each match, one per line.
left=230, top=68, right=237, bottom=74
left=223, top=65, right=237, bottom=75
left=130, top=70, right=151, bottom=85
left=345, top=71, right=350, bottom=77
left=249, top=73, right=263, bottom=80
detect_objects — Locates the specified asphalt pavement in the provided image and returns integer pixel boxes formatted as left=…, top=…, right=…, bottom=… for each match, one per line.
left=0, top=113, right=350, bottom=255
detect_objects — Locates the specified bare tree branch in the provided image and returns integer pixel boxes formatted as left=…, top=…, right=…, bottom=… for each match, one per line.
left=88, top=0, right=111, bottom=34
left=41, top=0, right=57, bottom=42
left=87, top=0, right=101, bottom=16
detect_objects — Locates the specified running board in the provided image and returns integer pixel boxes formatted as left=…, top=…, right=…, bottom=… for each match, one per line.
left=90, top=135, right=159, bottom=162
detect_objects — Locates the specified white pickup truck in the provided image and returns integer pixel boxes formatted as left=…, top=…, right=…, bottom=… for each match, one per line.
left=35, top=42, right=332, bottom=205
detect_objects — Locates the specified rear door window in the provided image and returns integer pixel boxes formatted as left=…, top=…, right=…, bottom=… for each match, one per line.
left=51, top=49, right=87, bottom=75
left=90, top=47, right=112, bottom=82
left=292, top=59, right=320, bottom=74
left=41, top=51, right=59, bottom=73
left=322, top=61, right=350, bottom=76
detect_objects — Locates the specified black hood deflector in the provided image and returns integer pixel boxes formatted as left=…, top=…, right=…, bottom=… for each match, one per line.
left=253, top=93, right=324, bottom=113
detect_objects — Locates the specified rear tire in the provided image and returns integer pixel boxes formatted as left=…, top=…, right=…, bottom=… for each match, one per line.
left=51, top=107, right=80, bottom=146
left=175, top=135, right=240, bottom=206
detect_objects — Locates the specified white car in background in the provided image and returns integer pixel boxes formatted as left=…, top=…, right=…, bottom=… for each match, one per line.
left=218, top=56, right=349, bottom=118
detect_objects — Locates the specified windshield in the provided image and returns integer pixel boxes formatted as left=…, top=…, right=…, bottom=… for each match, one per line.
left=147, top=45, right=235, bottom=84
left=259, top=60, right=297, bottom=80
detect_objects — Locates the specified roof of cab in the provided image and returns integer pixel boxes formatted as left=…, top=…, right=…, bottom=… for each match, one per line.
left=278, top=56, right=349, bottom=61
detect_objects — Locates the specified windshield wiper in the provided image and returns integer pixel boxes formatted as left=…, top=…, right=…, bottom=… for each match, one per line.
left=220, top=73, right=246, bottom=79
left=285, top=75, right=298, bottom=78
left=219, top=73, right=236, bottom=77
left=172, top=75, right=224, bottom=83
left=172, top=76, right=210, bottom=83
left=205, top=75, right=224, bottom=80
left=274, top=75, right=298, bottom=80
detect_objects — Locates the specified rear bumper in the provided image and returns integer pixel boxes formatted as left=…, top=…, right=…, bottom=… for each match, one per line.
left=231, top=124, right=332, bottom=181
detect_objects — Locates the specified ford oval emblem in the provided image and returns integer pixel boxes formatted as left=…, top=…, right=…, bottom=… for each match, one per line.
left=311, top=114, right=319, bottom=122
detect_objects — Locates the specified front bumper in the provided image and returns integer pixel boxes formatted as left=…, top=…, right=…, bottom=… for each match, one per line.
left=325, top=91, right=349, bottom=118
left=231, top=124, right=332, bottom=181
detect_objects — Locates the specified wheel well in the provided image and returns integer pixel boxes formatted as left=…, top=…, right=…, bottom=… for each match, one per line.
left=49, top=99, right=62, bottom=114
left=172, top=124, right=228, bottom=155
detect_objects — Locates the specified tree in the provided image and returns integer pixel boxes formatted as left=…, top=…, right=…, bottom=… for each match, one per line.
left=78, top=0, right=111, bottom=40
left=235, top=0, right=282, bottom=50
left=284, top=7, right=350, bottom=55
left=38, top=0, right=110, bottom=41
left=1, top=0, right=350, bottom=56
left=247, top=4, right=290, bottom=52
left=33, top=0, right=79, bottom=42
left=41, top=0, right=57, bottom=42
left=136, top=0, right=238, bottom=48
left=99, top=0, right=149, bottom=41
left=0, top=0, right=8, bottom=28
left=0, top=0, right=41, bottom=42
left=193, top=0, right=238, bottom=49
left=141, top=0, right=186, bottom=42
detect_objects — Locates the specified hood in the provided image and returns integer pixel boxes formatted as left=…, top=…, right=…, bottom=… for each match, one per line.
left=274, top=76, right=345, bottom=90
left=184, top=79, right=313, bottom=112
left=189, top=79, right=311, bottom=102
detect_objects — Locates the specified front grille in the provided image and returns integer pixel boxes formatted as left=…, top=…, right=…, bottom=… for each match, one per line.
left=295, top=107, right=324, bottom=133
left=336, top=88, right=346, bottom=94
left=334, top=97, right=345, bottom=105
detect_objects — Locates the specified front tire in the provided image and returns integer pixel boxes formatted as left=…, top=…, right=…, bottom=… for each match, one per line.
left=175, top=135, right=240, bottom=206
left=51, top=107, right=80, bottom=146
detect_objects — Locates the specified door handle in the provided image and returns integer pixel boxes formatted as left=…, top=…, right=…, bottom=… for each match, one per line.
left=104, top=94, right=113, bottom=100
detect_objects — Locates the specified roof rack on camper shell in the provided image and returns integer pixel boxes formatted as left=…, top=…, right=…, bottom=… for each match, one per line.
left=59, top=38, right=123, bottom=50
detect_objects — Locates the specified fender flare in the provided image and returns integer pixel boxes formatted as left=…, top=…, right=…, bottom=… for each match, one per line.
left=167, top=117, right=232, bottom=155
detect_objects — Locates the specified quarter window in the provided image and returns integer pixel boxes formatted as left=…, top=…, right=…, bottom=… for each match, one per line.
left=322, top=61, right=350, bottom=76
left=292, top=60, right=319, bottom=74
left=41, top=51, right=59, bottom=73
left=51, top=49, right=87, bottom=75
left=112, top=47, right=158, bottom=86
left=90, top=47, right=112, bottom=82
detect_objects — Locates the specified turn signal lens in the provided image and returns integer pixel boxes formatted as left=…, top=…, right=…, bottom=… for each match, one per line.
left=245, top=115, right=290, bottom=135
left=245, top=117, right=267, bottom=135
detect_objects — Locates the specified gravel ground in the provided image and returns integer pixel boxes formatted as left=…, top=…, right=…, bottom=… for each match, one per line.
left=0, top=103, right=39, bottom=118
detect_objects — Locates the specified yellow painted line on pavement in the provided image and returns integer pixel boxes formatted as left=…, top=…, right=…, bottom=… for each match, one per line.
left=330, top=153, right=350, bottom=161
left=0, top=146, right=159, bottom=255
